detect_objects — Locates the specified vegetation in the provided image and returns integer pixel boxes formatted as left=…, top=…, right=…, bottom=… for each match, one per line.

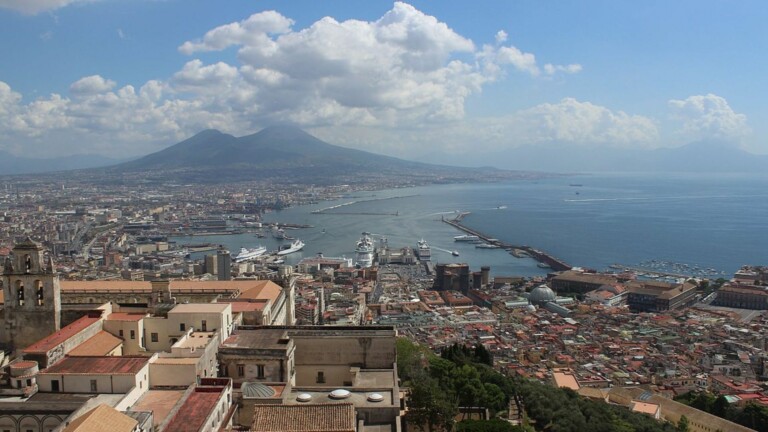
left=675, top=391, right=768, bottom=430
left=397, top=338, right=676, bottom=432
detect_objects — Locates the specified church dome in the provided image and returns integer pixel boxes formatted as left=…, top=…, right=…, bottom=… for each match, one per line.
left=241, top=382, right=276, bottom=398
left=529, top=285, right=556, bottom=305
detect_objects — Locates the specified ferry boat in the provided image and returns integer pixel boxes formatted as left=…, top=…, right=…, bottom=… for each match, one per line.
left=234, top=246, right=267, bottom=262
left=355, top=233, right=374, bottom=268
left=416, top=239, right=431, bottom=261
left=277, top=239, right=305, bottom=256
left=454, top=235, right=480, bottom=242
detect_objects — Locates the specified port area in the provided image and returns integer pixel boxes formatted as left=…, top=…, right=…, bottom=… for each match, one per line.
left=442, top=212, right=572, bottom=272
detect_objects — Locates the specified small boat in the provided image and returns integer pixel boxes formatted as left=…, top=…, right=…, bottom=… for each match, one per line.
left=537, top=262, right=551, bottom=269
left=451, top=250, right=460, bottom=256
left=475, top=243, right=500, bottom=249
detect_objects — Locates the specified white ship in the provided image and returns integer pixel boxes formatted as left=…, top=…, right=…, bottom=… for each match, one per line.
left=355, top=233, right=375, bottom=268
left=277, top=239, right=305, bottom=256
left=234, top=246, right=267, bottom=262
left=273, top=227, right=286, bottom=240
left=416, top=238, right=431, bottom=261
left=454, top=234, right=480, bottom=242
left=475, top=243, right=500, bottom=249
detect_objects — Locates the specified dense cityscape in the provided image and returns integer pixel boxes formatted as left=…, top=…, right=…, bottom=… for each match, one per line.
left=0, top=170, right=766, bottom=432
left=2, top=1, right=768, bottom=431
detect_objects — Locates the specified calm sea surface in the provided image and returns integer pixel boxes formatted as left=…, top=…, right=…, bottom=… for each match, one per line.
left=176, top=172, right=768, bottom=278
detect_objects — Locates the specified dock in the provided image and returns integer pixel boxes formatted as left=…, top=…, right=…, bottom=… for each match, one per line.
left=442, top=213, right=572, bottom=272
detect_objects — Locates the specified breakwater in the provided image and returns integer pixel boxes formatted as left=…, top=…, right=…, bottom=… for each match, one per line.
left=443, top=213, right=573, bottom=272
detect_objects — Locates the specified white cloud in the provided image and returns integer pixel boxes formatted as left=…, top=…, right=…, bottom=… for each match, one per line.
left=0, top=2, right=588, bottom=158
left=70, top=75, right=116, bottom=96
left=0, top=0, right=97, bottom=15
left=495, top=30, right=508, bottom=44
left=668, top=94, right=750, bottom=142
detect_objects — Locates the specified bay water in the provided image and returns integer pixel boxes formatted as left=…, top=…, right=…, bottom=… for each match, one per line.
left=177, top=172, right=768, bottom=279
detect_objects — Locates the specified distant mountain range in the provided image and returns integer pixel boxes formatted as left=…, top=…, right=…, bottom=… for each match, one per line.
left=2, top=128, right=764, bottom=179
left=0, top=150, right=125, bottom=175
left=433, top=139, right=768, bottom=173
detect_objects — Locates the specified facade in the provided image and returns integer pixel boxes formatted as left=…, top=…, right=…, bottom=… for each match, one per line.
left=433, top=263, right=470, bottom=293
left=625, top=280, right=698, bottom=312
left=550, top=270, right=619, bottom=294
left=713, top=284, right=768, bottom=310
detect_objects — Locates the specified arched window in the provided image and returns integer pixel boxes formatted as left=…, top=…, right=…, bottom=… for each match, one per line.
left=36, top=280, right=44, bottom=306
left=24, top=254, right=32, bottom=273
left=15, top=280, right=24, bottom=306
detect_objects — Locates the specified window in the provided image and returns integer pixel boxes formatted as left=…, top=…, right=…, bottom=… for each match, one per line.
left=201, top=320, right=207, bottom=331
left=16, top=283, right=24, bottom=306
left=237, top=364, right=244, bottom=377
left=316, top=371, right=325, bottom=384
left=51, top=380, right=60, bottom=392
left=130, top=330, right=135, bottom=340
left=257, top=365, right=265, bottom=379
left=90, top=380, right=97, bottom=392
left=119, top=330, right=124, bottom=337
left=180, top=323, right=186, bottom=331
left=37, top=283, right=44, bottom=306
left=151, top=332, right=158, bottom=343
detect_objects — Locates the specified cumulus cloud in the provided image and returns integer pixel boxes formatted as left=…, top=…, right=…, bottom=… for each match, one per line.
left=668, top=94, right=750, bottom=142
left=0, top=0, right=97, bottom=15
left=0, top=2, right=588, bottom=158
left=70, top=75, right=116, bottom=96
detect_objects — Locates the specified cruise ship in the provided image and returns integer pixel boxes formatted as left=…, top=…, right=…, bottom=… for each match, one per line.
left=454, top=234, right=480, bottom=242
left=416, top=238, right=431, bottom=261
left=354, top=233, right=375, bottom=268
left=234, top=246, right=267, bottom=262
left=277, top=239, right=305, bottom=256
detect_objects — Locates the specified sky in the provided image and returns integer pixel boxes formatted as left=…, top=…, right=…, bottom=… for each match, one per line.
left=0, top=0, right=766, bottom=165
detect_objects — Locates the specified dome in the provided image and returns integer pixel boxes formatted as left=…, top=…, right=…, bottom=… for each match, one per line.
left=297, top=393, right=313, bottom=402
left=367, top=393, right=384, bottom=402
left=330, top=389, right=351, bottom=399
left=241, top=382, right=276, bottom=398
left=529, top=285, right=556, bottom=305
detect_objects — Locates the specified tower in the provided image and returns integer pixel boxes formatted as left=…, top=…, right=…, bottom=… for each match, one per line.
left=1, top=238, right=61, bottom=350
left=217, top=249, right=231, bottom=281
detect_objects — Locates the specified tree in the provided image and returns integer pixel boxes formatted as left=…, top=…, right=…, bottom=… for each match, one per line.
left=677, top=415, right=689, bottom=432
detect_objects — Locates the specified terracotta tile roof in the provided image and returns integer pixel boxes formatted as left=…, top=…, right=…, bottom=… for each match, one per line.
left=251, top=403, right=356, bottom=432
left=226, top=301, right=267, bottom=313
left=164, top=388, right=223, bottom=432
left=132, top=390, right=186, bottom=428
left=41, top=356, right=148, bottom=375
left=237, top=280, right=283, bottom=301
left=68, top=331, right=123, bottom=357
left=60, top=279, right=283, bottom=298
left=22, top=315, right=102, bottom=354
left=63, top=404, right=138, bottom=432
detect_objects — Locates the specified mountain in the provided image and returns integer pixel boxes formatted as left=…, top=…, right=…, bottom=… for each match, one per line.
left=449, top=140, right=768, bottom=173
left=113, top=125, right=525, bottom=184
left=0, top=150, right=124, bottom=175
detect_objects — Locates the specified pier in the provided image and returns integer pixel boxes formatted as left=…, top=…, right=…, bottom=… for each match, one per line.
left=443, top=213, right=573, bottom=272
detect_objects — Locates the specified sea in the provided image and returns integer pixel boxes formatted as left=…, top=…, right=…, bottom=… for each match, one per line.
left=174, top=172, right=768, bottom=279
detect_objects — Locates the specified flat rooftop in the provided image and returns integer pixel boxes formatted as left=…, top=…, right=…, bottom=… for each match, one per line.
left=169, top=303, right=230, bottom=314
left=175, top=331, right=216, bottom=349
left=132, top=390, right=185, bottom=428
left=285, top=389, right=395, bottom=408
left=221, top=328, right=291, bottom=351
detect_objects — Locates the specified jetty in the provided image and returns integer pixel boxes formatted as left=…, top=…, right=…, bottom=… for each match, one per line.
left=442, top=213, right=572, bottom=272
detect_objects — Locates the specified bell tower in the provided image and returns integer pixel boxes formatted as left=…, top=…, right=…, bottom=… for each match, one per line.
left=1, top=238, right=61, bottom=350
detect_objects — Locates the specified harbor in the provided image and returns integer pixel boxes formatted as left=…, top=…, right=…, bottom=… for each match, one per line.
left=442, top=212, right=573, bottom=272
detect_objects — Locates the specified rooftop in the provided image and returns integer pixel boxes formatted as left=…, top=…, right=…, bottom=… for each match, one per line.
left=222, top=328, right=291, bottom=351
left=41, top=356, right=148, bottom=375
left=68, top=331, right=123, bottom=357
left=168, top=303, right=231, bottom=314
left=23, top=315, right=102, bottom=354
left=105, top=312, right=146, bottom=322
left=132, top=389, right=186, bottom=428
left=163, top=388, right=224, bottom=432
left=63, top=404, right=138, bottom=432
left=251, top=403, right=356, bottom=432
